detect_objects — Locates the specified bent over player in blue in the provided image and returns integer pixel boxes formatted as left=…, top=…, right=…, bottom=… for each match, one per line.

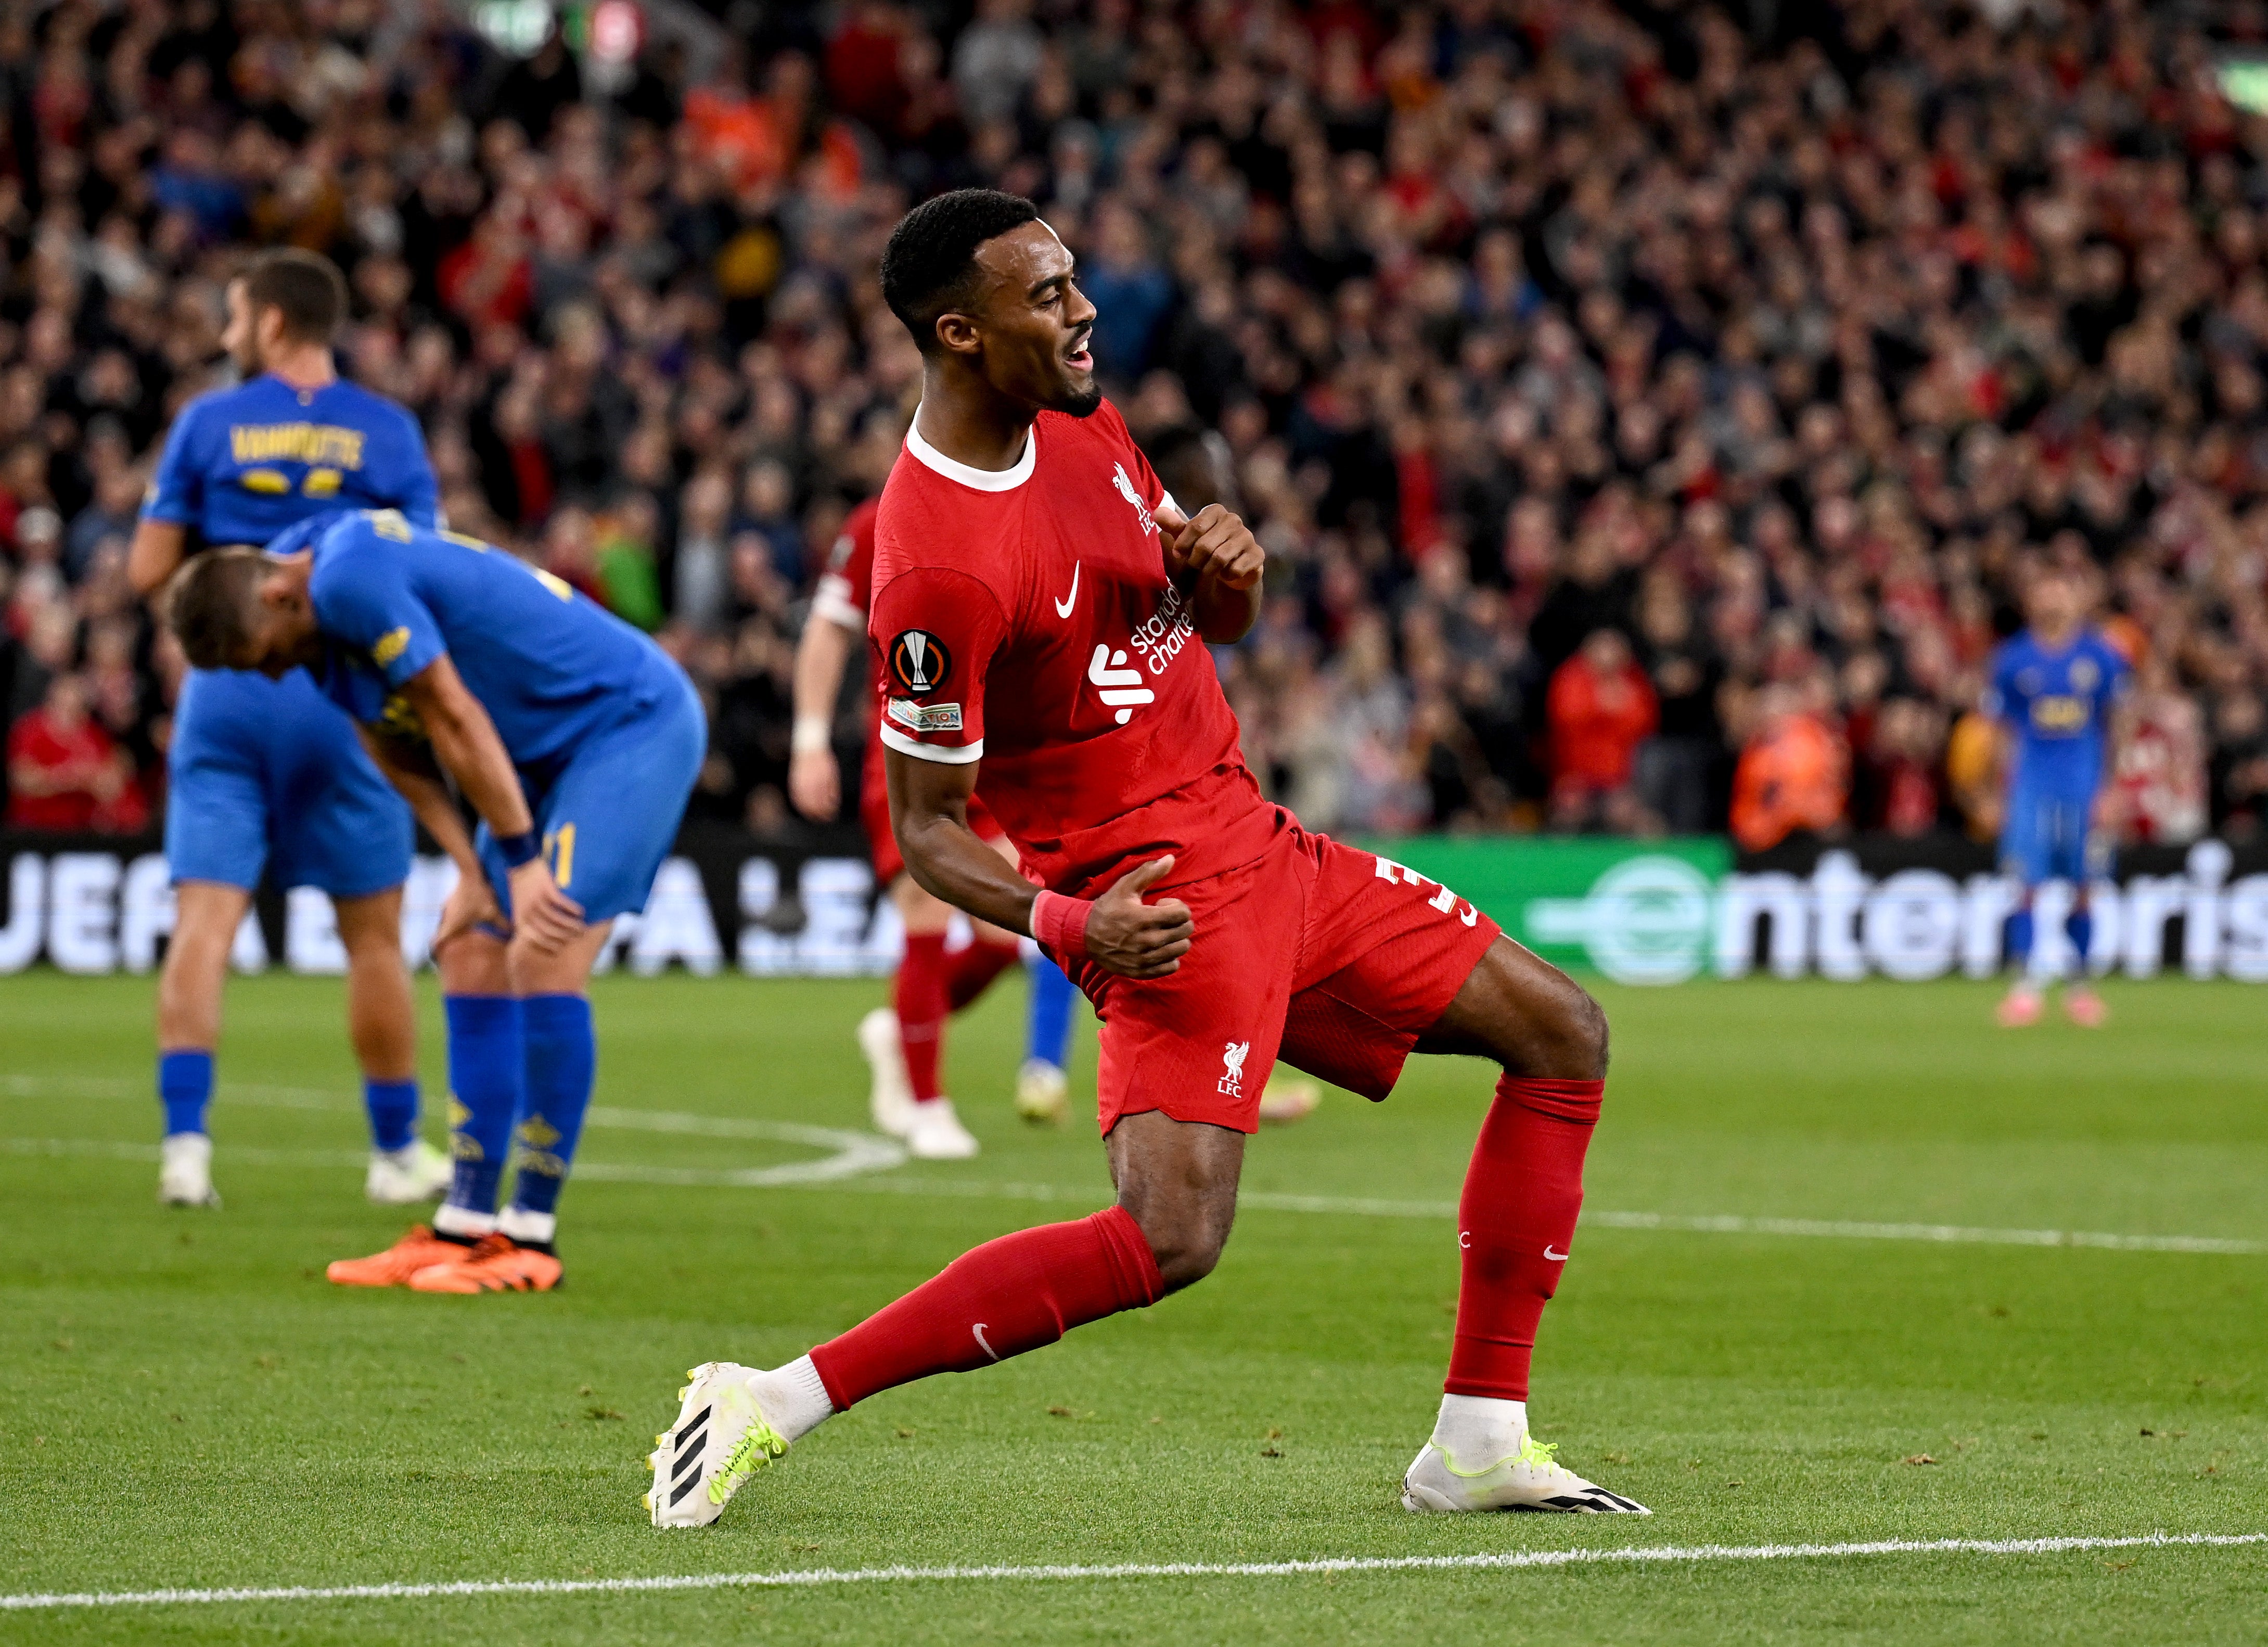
left=1984, top=563, right=2130, bottom=1028
left=126, top=250, right=451, bottom=1210
left=162, top=509, right=706, bottom=1292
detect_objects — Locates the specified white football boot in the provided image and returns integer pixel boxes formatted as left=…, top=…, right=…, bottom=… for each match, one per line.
left=647, top=1362, right=789, bottom=1528
left=1014, top=1058, right=1068, bottom=1125
left=857, top=1006, right=918, bottom=1139
left=904, top=1096, right=979, bottom=1159
left=158, top=1133, right=221, bottom=1208
left=1403, top=1432, right=1650, bottom=1514
left=364, top=1139, right=453, bottom=1205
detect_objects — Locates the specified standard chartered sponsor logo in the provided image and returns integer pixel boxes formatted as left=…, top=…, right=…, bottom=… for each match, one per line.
left=1525, top=856, right=1715, bottom=986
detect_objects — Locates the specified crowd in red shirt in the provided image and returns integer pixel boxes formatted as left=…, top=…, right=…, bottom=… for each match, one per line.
left=4, top=0, right=2267, bottom=858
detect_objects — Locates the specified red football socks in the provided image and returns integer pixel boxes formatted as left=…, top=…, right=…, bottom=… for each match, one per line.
left=895, top=933, right=949, bottom=1102
left=1444, top=1076, right=1603, bottom=1402
left=945, top=934, right=1023, bottom=1012
left=809, top=1206, right=1163, bottom=1409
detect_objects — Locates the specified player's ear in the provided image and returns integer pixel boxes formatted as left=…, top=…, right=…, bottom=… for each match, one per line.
left=933, top=310, right=982, bottom=358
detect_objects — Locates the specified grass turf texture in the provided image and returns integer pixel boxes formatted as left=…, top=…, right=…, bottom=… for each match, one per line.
left=1, top=971, right=2263, bottom=1645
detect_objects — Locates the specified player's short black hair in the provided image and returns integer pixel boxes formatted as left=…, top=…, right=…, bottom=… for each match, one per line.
left=239, top=248, right=348, bottom=343
left=880, top=189, right=1042, bottom=354
left=164, top=548, right=268, bottom=669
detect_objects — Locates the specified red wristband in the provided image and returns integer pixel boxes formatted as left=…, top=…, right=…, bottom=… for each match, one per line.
left=1030, top=890, right=1093, bottom=958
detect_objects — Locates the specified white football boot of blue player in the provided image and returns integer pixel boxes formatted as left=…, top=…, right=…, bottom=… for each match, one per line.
left=1403, top=1432, right=1650, bottom=1514
left=364, top=1139, right=453, bottom=1205
left=1015, top=1058, right=1068, bottom=1125
left=857, top=1006, right=917, bottom=1139
left=158, top=1132, right=221, bottom=1208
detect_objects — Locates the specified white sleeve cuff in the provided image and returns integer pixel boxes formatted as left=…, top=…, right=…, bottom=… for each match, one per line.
left=812, top=579, right=864, bottom=631
left=878, top=726, right=984, bottom=764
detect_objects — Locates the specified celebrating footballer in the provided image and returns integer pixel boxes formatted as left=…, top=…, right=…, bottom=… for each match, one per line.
left=646, top=189, right=1645, bottom=1526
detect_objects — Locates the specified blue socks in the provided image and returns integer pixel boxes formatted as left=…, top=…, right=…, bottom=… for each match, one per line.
left=364, top=1079, right=420, bottom=1154
left=442, top=994, right=525, bottom=1225
left=2006, top=908, right=2034, bottom=968
left=158, top=1049, right=213, bottom=1138
left=1026, top=955, right=1077, bottom=1070
left=2066, top=908, right=2093, bottom=970
left=161, top=1057, right=421, bottom=1154
left=508, top=994, right=595, bottom=1229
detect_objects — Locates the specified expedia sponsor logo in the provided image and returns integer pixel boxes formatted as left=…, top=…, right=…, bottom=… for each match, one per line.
left=887, top=698, right=963, bottom=733
left=888, top=629, right=952, bottom=695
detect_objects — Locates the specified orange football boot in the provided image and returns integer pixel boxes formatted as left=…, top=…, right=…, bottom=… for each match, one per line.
left=407, top=1233, right=563, bottom=1294
left=327, top=1225, right=471, bottom=1287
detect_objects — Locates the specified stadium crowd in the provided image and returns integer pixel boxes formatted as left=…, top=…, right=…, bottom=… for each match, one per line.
left=5, top=0, right=2268, bottom=854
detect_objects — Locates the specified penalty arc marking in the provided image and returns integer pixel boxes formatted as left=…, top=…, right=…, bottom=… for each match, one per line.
left=3, top=1075, right=2260, bottom=1254
left=4, top=1533, right=2263, bottom=1611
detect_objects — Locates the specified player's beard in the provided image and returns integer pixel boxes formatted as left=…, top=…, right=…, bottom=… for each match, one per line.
left=1054, top=379, right=1104, bottom=417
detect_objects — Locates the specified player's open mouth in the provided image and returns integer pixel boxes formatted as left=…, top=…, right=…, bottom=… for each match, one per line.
left=1065, top=335, right=1093, bottom=370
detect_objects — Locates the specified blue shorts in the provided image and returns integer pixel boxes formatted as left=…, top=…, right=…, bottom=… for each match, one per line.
left=165, top=667, right=413, bottom=899
left=476, top=670, right=706, bottom=925
left=1999, top=789, right=2109, bottom=888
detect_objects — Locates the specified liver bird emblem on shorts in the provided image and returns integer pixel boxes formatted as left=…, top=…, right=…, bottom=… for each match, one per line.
left=1218, top=1040, right=1249, bottom=1097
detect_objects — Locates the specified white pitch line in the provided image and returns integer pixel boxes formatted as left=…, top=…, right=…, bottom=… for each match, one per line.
left=6, top=1531, right=2263, bottom=1612
left=2, top=1135, right=2260, bottom=1255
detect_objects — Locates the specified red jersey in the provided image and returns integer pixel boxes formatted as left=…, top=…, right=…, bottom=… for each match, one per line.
left=815, top=496, right=885, bottom=702
left=868, top=400, right=1282, bottom=896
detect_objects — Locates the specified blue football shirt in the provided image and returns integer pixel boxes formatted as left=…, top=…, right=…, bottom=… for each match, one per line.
left=1984, top=628, right=2130, bottom=800
left=287, top=511, right=681, bottom=767
left=143, top=374, right=438, bottom=546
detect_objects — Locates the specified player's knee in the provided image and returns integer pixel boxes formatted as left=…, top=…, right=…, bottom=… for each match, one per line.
left=1139, top=1211, right=1231, bottom=1294
left=1527, top=972, right=1609, bottom=1082
left=1119, top=1188, right=1235, bottom=1294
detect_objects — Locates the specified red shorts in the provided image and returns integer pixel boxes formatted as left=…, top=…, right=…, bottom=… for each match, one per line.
left=861, top=733, right=1001, bottom=886
left=1055, top=823, right=1503, bottom=1134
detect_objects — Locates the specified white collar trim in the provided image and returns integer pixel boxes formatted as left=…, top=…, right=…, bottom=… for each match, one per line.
left=905, top=407, right=1035, bottom=492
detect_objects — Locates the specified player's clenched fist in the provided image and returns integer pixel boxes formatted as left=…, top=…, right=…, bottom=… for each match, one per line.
left=1085, top=855, right=1194, bottom=979
left=1158, top=502, right=1264, bottom=592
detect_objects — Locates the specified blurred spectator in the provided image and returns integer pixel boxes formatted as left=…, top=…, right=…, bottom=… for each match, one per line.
left=1730, top=686, right=1849, bottom=854
left=2209, top=693, right=2268, bottom=841
left=4, top=0, right=2267, bottom=855
left=1633, top=574, right=1722, bottom=835
left=1546, top=628, right=1656, bottom=833
left=1944, top=708, right=2003, bottom=842
left=2112, top=659, right=2208, bottom=845
left=7, top=673, right=143, bottom=834
left=1859, top=698, right=1947, bottom=839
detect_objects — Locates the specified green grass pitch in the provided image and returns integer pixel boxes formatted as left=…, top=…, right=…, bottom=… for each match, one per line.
left=2, top=968, right=2263, bottom=1644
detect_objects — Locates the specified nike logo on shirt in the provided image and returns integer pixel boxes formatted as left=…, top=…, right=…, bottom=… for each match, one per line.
left=1544, top=1245, right=1569, bottom=1261
left=1054, top=563, right=1080, bottom=618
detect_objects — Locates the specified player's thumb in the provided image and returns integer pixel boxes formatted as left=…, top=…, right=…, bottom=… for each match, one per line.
left=1154, top=499, right=1188, bottom=535
left=1109, top=855, right=1175, bottom=901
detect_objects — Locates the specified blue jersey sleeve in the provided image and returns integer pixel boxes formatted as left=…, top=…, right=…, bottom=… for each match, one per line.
left=310, top=526, right=447, bottom=691
left=2096, top=637, right=2131, bottom=714
left=1984, top=643, right=2023, bottom=724
left=372, top=404, right=441, bottom=529
left=142, top=402, right=209, bottom=526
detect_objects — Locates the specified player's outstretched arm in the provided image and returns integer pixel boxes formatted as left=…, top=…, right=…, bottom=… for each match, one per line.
left=788, top=612, right=857, bottom=820
left=396, top=654, right=585, bottom=953
left=1158, top=502, right=1263, bottom=644
left=887, top=749, right=1193, bottom=978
